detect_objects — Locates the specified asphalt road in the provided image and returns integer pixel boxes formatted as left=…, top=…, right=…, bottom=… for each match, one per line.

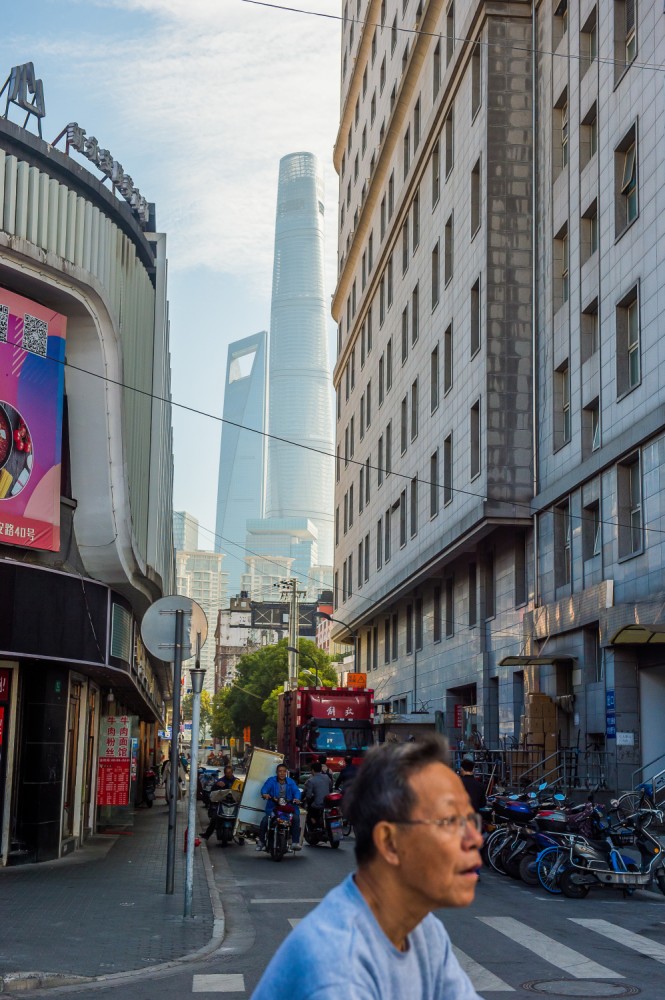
left=35, top=834, right=665, bottom=999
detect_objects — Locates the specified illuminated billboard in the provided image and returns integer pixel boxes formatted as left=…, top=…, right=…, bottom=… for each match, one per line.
left=0, top=288, right=67, bottom=551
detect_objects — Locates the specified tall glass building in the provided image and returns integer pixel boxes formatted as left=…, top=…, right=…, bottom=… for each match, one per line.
left=265, top=152, right=334, bottom=567
left=214, top=331, right=268, bottom=594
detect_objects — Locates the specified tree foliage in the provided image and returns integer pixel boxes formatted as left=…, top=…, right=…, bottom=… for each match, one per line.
left=210, top=688, right=235, bottom=741
left=224, top=638, right=338, bottom=746
left=180, top=689, right=212, bottom=734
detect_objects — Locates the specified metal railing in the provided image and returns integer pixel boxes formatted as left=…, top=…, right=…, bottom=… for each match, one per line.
left=460, top=746, right=614, bottom=793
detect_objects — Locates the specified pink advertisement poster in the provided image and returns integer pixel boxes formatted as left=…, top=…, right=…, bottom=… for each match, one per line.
left=0, top=287, right=67, bottom=552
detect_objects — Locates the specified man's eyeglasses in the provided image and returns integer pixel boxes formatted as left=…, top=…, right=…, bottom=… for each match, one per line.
left=394, top=813, right=482, bottom=837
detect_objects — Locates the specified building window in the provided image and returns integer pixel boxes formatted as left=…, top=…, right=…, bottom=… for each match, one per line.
left=515, top=537, right=527, bottom=606
left=553, top=90, right=568, bottom=176
left=336, top=445, right=341, bottom=482
left=470, top=276, right=481, bottom=357
left=386, top=337, right=393, bottom=391
left=378, top=434, right=384, bottom=486
left=365, top=533, right=370, bottom=581
left=349, top=416, right=355, bottom=458
left=377, top=517, right=383, bottom=569
left=445, top=577, right=454, bottom=637
left=385, top=507, right=391, bottom=562
left=366, top=380, right=372, bottom=427
left=414, top=96, right=421, bottom=149
left=446, top=1, right=455, bottom=63
left=410, top=476, right=418, bottom=537
left=581, top=297, right=599, bottom=362
left=443, top=433, right=453, bottom=505
left=401, top=396, right=408, bottom=454
left=412, top=281, right=419, bottom=343
left=430, top=449, right=439, bottom=517
left=391, top=612, right=398, bottom=660
left=444, top=213, right=453, bottom=285
left=371, top=91, right=376, bottom=123
left=415, top=598, right=423, bottom=650
left=348, top=482, right=354, bottom=526
left=583, top=398, right=601, bottom=458
left=431, top=241, right=440, bottom=309
left=380, top=55, right=386, bottom=93
left=582, top=499, right=601, bottom=560
left=335, top=505, right=339, bottom=546
left=614, top=0, right=637, bottom=81
left=365, top=455, right=371, bottom=502
left=411, top=378, right=418, bottom=440
left=554, top=360, right=571, bottom=449
left=387, top=255, right=394, bottom=310
left=445, top=107, right=454, bottom=177
left=359, top=464, right=365, bottom=509
left=470, top=158, right=481, bottom=237
left=554, top=225, right=569, bottom=311
left=580, top=8, right=597, bottom=77
left=555, top=499, right=572, bottom=587
left=385, top=420, right=392, bottom=474
left=403, top=126, right=410, bottom=178
left=380, top=196, right=386, bottom=240
left=433, top=39, right=441, bottom=97
left=406, top=604, right=413, bottom=654
left=379, top=275, right=386, bottom=326
left=401, top=307, right=409, bottom=364
left=444, top=322, right=453, bottom=394
left=402, top=221, right=409, bottom=274
left=432, top=139, right=440, bottom=207
left=470, top=399, right=481, bottom=479
left=358, top=542, right=363, bottom=589
left=616, top=284, right=640, bottom=396
left=615, top=125, right=638, bottom=235
left=388, top=171, right=395, bottom=218
left=581, top=199, right=598, bottom=263
left=400, top=489, right=407, bottom=547
left=433, top=585, right=442, bottom=642
left=379, top=354, right=385, bottom=405
left=412, top=187, right=420, bottom=248
left=367, top=305, right=373, bottom=352
left=468, top=562, right=477, bottom=626
left=430, top=344, right=439, bottom=412
left=580, top=102, right=597, bottom=170
left=391, top=15, right=397, bottom=52
left=342, top=560, right=347, bottom=602
left=471, top=41, right=481, bottom=119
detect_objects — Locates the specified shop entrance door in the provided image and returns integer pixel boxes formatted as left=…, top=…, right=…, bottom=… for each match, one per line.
left=62, top=680, right=82, bottom=842
left=639, top=665, right=665, bottom=779
left=81, top=686, right=99, bottom=840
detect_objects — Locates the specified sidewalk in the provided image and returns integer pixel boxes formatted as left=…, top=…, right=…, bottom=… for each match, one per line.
left=0, top=792, right=216, bottom=988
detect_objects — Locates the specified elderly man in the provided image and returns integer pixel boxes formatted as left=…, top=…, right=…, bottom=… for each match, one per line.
left=251, top=734, right=483, bottom=1000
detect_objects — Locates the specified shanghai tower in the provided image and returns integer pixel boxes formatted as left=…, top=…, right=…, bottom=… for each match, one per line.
left=265, top=152, right=334, bottom=566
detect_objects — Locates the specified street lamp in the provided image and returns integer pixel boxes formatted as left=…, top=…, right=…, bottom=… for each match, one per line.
left=314, top=611, right=358, bottom=674
left=287, top=644, right=319, bottom=687
left=184, top=663, right=205, bottom=919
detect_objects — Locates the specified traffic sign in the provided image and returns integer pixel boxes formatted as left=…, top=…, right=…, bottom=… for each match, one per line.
left=141, top=596, right=208, bottom=661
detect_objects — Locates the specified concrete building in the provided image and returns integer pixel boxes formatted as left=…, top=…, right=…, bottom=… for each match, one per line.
left=214, top=332, right=268, bottom=595
left=173, top=511, right=199, bottom=553
left=333, top=0, right=665, bottom=789
left=175, top=549, right=228, bottom=696
left=0, top=104, right=174, bottom=863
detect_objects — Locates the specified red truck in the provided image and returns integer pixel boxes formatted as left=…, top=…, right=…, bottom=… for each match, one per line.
left=277, top=687, right=374, bottom=777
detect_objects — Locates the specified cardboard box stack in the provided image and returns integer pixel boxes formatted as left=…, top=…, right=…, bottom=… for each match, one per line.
left=509, top=693, right=558, bottom=784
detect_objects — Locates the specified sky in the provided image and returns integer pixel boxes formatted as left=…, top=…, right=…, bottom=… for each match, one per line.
left=2, top=0, right=342, bottom=566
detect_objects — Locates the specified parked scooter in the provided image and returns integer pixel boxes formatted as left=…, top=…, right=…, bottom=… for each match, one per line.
left=265, top=796, right=297, bottom=862
left=304, top=791, right=344, bottom=848
left=143, top=766, right=158, bottom=808
left=556, top=806, right=665, bottom=898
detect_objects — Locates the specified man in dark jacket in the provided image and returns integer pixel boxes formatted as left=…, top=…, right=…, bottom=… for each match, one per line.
left=459, top=757, right=486, bottom=813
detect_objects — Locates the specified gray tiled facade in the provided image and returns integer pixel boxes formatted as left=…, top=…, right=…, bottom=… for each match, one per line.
left=333, top=0, right=665, bottom=789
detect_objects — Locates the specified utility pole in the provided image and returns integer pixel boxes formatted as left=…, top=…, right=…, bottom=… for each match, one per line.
left=280, top=578, right=305, bottom=689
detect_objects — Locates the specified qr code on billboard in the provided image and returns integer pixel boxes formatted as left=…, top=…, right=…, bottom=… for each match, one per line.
left=0, top=305, right=7, bottom=343
left=22, top=313, right=48, bottom=357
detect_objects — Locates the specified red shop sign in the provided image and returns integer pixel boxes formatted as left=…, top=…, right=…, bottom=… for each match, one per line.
left=0, top=669, right=11, bottom=702
left=454, top=704, right=464, bottom=729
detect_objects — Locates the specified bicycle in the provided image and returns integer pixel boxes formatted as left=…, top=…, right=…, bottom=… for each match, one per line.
left=615, top=783, right=657, bottom=827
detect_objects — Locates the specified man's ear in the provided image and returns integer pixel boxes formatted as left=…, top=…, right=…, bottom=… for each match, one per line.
left=372, top=820, right=401, bottom=867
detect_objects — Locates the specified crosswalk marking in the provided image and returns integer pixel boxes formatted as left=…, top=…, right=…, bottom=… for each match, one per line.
left=251, top=898, right=322, bottom=904
left=453, top=946, right=515, bottom=993
left=478, top=917, right=622, bottom=979
left=571, top=918, right=665, bottom=965
left=192, top=974, right=245, bottom=993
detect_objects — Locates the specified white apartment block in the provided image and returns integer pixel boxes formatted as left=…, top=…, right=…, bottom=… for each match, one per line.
left=332, top=0, right=665, bottom=789
left=175, top=550, right=228, bottom=696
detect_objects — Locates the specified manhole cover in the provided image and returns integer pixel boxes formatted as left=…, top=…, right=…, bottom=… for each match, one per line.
left=521, top=981, right=640, bottom=998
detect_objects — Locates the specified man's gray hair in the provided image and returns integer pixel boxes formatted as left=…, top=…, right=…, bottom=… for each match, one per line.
left=345, top=734, right=450, bottom=864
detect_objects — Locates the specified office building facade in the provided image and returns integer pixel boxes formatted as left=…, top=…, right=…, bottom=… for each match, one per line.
left=333, top=0, right=665, bottom=789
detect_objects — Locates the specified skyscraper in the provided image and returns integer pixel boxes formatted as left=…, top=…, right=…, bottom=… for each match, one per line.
left=173, top=510, right=199, bottom=552
left=265, top=152, right=335, bottom=567
left=214, top=331, right=268, bottom=594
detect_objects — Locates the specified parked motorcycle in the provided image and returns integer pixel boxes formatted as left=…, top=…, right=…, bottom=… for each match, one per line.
left=265, top=796, right=297, bottom=862
left=143, top=766, right=158, bottom=808
left=304, top=791, right=344, bottom=849
left=556, top=806, right=665, bottom=898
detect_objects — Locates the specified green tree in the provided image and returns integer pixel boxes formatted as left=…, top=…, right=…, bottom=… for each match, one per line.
left=210, top=688, right=235, bottom=741
left=225, top=638, right=338, bottom=746
left=181, top=689, right=212, bottom=734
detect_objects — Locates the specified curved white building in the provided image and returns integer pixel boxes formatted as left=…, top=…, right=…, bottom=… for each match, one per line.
left=265, top=152, right=334, bottom=566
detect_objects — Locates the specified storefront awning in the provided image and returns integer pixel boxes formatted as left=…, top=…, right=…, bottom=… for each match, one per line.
left=499, top=655, right=577, bottom=667
left=610, top=624, right=665, bottom=645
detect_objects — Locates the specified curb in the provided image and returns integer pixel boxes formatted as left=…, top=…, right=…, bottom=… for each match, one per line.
left=0, top=805, right=226, bottom=995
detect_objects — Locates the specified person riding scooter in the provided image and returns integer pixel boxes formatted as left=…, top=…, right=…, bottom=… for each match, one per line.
left=257, top=763, right=302, bottom=853
left=303, top=762, right=333, bottom=833
left=200, top=765, right=238, bottom=841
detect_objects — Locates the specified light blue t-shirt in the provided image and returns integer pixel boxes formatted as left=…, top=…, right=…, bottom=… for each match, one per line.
left=251, top=873, right=482, bottom=1000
